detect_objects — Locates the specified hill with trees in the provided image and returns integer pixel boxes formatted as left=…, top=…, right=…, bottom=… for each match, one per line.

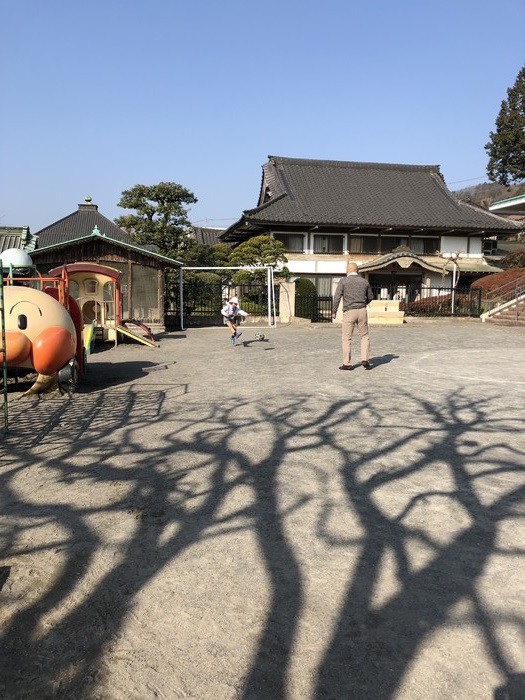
left=452, top=181, right=525, bottom=208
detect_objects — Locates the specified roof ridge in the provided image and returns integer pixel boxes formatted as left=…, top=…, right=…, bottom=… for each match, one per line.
left=244, top=192, right=288, bottom=217
left=268, top=155, right=440, bottom=172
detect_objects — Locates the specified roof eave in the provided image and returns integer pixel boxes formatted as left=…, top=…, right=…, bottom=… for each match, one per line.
left=32, top=233, right=183, bottom=266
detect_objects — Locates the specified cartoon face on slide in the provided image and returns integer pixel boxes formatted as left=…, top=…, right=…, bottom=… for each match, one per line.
left=2, top=286, right=76, bottom=375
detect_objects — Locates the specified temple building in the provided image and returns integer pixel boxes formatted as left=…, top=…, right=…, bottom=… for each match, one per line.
left=221, top=156, right=520, bottom=297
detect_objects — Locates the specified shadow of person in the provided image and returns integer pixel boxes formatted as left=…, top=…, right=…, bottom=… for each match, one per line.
left=369, top=353, right=399, bottom=367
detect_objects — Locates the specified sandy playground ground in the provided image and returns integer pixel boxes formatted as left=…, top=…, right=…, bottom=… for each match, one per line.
left=0, top=320, right=524, bottom=699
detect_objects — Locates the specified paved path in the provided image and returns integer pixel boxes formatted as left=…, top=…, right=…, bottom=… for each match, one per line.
left=1, top=321, right=524, bottom=699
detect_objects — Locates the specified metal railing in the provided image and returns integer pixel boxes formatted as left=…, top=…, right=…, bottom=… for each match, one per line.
left=369, top=285, right=482, bottom=317
left=482, top=275, right=525, bottom=321
left=482, top=275, right=525, bottom=317
left=295, top=296, right=333, bottom=323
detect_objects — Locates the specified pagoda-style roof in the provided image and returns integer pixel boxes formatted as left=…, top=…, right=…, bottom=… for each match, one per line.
left=34, top=197, right=160, bottom=255
left=222, top=156, right=521, bottom=239
left=31, top=197, right=182, bottom=266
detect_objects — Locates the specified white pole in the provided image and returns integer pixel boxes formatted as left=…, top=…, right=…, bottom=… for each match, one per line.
left=270, top=267, right=277, bottom=327
left=179, top=267, right=184, bottom=331
left=267, top=266, right=271, bottom=327
left=451, top=261, right=457, bottom=316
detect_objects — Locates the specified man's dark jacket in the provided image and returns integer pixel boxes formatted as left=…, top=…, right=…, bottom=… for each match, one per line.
left=332, top=274, right=374, bottom=314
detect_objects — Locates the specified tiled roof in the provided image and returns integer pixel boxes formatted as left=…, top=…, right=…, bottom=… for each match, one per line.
left=35, top=202, right=132, bottom=247
left=31, top=231, right=182, bottom=266
left=0, top=226, right=37, bottom=253
left=192, top=226, right=227, bottom=246
left=224, top=156, right=521, bottom=236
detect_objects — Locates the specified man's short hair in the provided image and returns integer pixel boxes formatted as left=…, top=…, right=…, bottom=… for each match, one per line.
left=346, top=262, right=359, bottom=273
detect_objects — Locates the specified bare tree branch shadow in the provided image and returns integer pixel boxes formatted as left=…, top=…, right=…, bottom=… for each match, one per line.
left=0, top=383, right=523, bottom=699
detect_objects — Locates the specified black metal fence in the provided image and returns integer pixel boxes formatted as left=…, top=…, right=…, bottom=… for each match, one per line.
left=295, top=296, right=333, bottom=323
left=370, top=285, right=482, bottom=317
left=166, top=280, right=279, bottom=328
left=294, top=286, right=483, bottom=322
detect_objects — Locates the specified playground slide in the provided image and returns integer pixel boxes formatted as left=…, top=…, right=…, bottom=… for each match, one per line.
left=83, top=321, right=96, bottom=355
left=116, top=324, right=157, bottom=347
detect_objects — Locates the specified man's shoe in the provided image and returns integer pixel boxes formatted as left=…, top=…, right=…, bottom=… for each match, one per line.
left=339, top=364, right=353, bottom=370
left=230, top=336, right=235, bottom=344
left=235, top=332, right=242, bottom=340
left=362, top=361, right=371, bottom=370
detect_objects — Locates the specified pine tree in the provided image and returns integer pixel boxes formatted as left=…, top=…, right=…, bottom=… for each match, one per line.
left=485, top=65, right=525, bottom=186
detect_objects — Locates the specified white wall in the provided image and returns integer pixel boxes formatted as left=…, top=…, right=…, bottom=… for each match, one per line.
left=440, top=236, right=482, bottom=257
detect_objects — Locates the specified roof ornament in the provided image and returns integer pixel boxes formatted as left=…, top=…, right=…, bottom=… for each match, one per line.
left=85, top=196, right=92, bottom=203
left=92, top=225, right=105, bottom=237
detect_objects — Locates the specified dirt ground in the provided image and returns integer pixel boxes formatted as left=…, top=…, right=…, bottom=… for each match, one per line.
left=0, top=321, right=524, bottom=699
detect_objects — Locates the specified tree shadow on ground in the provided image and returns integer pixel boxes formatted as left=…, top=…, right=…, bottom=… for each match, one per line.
left=0, top=383, right=523, bottom=698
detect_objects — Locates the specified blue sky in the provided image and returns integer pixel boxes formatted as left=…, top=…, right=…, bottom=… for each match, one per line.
left=1, top=0, right=524, bottom=233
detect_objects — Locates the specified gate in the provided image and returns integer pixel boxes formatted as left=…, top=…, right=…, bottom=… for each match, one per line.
left=295, top=295, right=333, bottom=323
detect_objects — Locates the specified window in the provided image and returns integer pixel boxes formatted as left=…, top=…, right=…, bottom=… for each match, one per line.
left=303, top=276, right=334, bottom=295
left=69, top=280, right=79, bottom=300
left=103, top=281, right=114, bottom=301
left=273, top=233, right=304, bottom=253
left=349, top=236, right=362, bottom=253
left=84, top=279, right=98, bottom=294
left=411, top=237, right=439, bottom=255
left=362, top=236, right=379, bottom=253
left=380, top=237, right=408, bottom=253
left=483, top=239, right=497, bottom=256
left=313, top=235, right=343, bottom=254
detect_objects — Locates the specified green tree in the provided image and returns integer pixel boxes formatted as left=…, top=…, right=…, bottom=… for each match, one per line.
left=115, top=182, right=197, bottom=259
left=228, top=235, right=289, bottom=283
left=182, top=241, right=233, bottom=268
left=485, top=65, right=525, bottom=186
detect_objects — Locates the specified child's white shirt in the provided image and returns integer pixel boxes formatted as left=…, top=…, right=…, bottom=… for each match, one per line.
left=221, top=302, right=248, bottom=318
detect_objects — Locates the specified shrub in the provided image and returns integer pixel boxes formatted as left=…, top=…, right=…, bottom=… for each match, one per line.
left=295, top=278, right=317, bottom=297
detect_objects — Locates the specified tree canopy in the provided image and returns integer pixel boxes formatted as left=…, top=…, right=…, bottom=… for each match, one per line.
left=115, top=182, right=197, bottom=259
left=228, top=235, right=289, bottom=283
left=485, top=65, right=525, bottom=186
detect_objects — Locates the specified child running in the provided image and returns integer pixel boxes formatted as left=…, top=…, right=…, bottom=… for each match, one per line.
left=221, top=296, right=249, bottom=344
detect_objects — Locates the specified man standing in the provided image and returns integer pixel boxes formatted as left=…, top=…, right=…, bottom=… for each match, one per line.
left=332, top=262, right=374, bottom=370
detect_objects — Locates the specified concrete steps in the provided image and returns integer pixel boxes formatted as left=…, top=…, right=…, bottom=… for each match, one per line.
left=487, top=301, right=525, bottom=326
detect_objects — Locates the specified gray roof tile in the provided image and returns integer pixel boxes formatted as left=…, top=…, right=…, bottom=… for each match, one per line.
left=192, top=227, right=228, bottom=246
left=227, top=156, right=520, bottom=234
left=35, top=203, right=132, bottom=246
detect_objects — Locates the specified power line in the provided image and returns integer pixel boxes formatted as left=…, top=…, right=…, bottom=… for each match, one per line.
left=190, top=217, right=238, bottom=225
left=448, top=175, right=487, bottom=185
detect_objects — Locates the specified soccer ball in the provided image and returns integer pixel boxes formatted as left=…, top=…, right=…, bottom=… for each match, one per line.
left=254, top=332, right=265, bottom=341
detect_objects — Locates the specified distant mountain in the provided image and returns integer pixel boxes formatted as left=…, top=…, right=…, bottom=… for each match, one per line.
left=453, top=181, right=525, bottom=208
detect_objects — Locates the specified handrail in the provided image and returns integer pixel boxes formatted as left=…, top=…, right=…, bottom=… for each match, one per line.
left=485, top=273, right=525, bottom=298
